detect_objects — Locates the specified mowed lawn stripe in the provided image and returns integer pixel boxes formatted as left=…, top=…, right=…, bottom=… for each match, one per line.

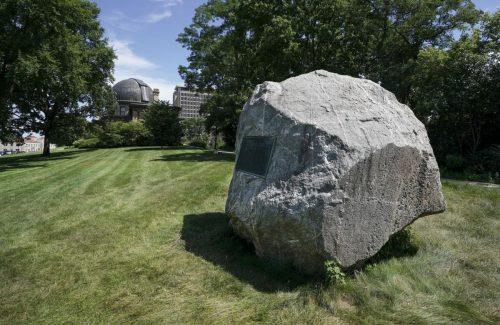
left=0, top=149, right=113, bottom=216
left=0, top=148, right=236, bottom=323
left=0, top=150, right=126, bottom=241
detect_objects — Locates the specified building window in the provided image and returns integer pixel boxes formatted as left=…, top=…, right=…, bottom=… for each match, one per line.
left=141, top=86, right=149, bottom=102
left=119, top=105, right=128, bottom=116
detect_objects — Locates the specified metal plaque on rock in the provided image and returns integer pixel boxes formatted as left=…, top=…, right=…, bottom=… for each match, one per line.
left=235, top=136, right=275, bottom=177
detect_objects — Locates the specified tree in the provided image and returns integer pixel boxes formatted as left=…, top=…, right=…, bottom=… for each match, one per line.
left=0, top=0, right=115, bottom=156
left=410, top=10, right=500, bottom=168
left=180, top=117, right=210, bottom=148
left=0, top=0, right=29, bottom=142
left=50, top=115, right=89, bottom=147
left=181, top=117, right=206, bottom=140
left=144, top=101, right=182, bottom=147
left=199, top=90, right=248, bottom=147
left=177, top=0, right=478, bottom=147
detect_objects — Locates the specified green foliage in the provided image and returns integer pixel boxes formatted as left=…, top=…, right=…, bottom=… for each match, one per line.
left=199, top=91, right=247, bottom=147
left=0, top=0, right=115, bottom=155
left=409, top=11, right=500, bottom=175
left=73, top=121, right=151, bottom=148
left=103, top=121, right=152, bottom=147
left=181, top=117, right=210, bottom=148
left=181, top=117, right=206, bottom=139
left=144, top=101, right=182, bottom=147
left=441, top=146, right=500, bottom=184
left=177, top=2, right=497, bottom=173
left=445, top=154, right=466, bottom=171
left=324, top=259, right=346, bottom=285
left=0, top=130, right=23, bottom=145
left=73, top=137, right=100, bottom=148
left=188, top=135, right=210, bottom=149
left=50, top=116, right=89, bottom=146
left=476, top=145, right=500, bottom=174
left=178, top=0, right=479, bottom=147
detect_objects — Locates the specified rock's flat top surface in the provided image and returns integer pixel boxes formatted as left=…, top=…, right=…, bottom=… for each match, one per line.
left=249, top=70, right=428, bottom=151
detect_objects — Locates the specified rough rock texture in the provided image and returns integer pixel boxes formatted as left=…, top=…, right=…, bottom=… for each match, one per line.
left=225, top=70, right=446, bottom=274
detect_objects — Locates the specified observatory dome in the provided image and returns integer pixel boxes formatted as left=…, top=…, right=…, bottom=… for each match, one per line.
left=113, top=78, right=153, bottom=103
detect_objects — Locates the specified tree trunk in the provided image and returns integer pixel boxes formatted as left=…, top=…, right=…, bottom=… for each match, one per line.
left=214, top=127, right=218, bottom=150
left=43, top=133, right=51, bottom=157
left=470, top=123, right=481, bottom=156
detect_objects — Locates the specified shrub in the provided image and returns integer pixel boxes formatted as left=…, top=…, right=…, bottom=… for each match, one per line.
left=73, top=137, right=100, bottom=148
left=475, top=145, right=500, bottom=174
left=187, top=131, right=209, bottom=148
left=97, top=131, right=124, bottom=147
left=189, top=140, right=207, bottom=148
left=104, top=121, right=152, bottom=146
left=73, top=121, right=152, bottom=148
left=445, top=154, right=466, bottom=171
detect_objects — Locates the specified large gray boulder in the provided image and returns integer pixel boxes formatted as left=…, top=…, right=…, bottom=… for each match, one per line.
left=225, top=70, right=446, bottom=274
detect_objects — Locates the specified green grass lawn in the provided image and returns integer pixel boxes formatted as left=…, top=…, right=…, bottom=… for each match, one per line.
left=0, top=148, right=498, bottom=324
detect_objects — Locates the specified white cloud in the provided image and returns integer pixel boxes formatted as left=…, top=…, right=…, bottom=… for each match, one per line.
left=149, top=0, right=183, bottom=6
left=110, top=40, right=157, bottom=70
left=145, top=0, right=182, bottom=23
left=146, top=9, right=172, bottom=23
left=102, top=1, right=183, bottom=27
left=132, top=75, right=178, bottom=103
left=103, top=11, right=136, bottom=32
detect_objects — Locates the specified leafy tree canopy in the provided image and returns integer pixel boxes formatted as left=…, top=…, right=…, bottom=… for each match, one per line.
left=0, top=0, right=115, bottom=155
left=178, top=0, right=479, bottom=147
left=410, top=10, right=500, bottom=165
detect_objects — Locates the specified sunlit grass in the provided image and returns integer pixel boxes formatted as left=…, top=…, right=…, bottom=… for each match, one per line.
left=0, top=148, right=498, bottom=324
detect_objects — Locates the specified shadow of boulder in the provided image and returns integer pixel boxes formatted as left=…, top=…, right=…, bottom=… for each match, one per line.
left=362, top=226, right=419, bottom=268
left=181, top=212, right=310, bottom=293
left=182, top=213, right=419, bottom=284
left=125, top=146, right=187, bottom=152
left=154, top=151, right=234, bottom=163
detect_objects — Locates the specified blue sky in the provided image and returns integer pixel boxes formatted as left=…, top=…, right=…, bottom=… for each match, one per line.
left=92, top=0, right=498, bottom=102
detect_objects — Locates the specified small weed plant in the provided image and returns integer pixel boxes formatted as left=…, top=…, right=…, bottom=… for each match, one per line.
left=325, top=259, right=346, bottom=285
